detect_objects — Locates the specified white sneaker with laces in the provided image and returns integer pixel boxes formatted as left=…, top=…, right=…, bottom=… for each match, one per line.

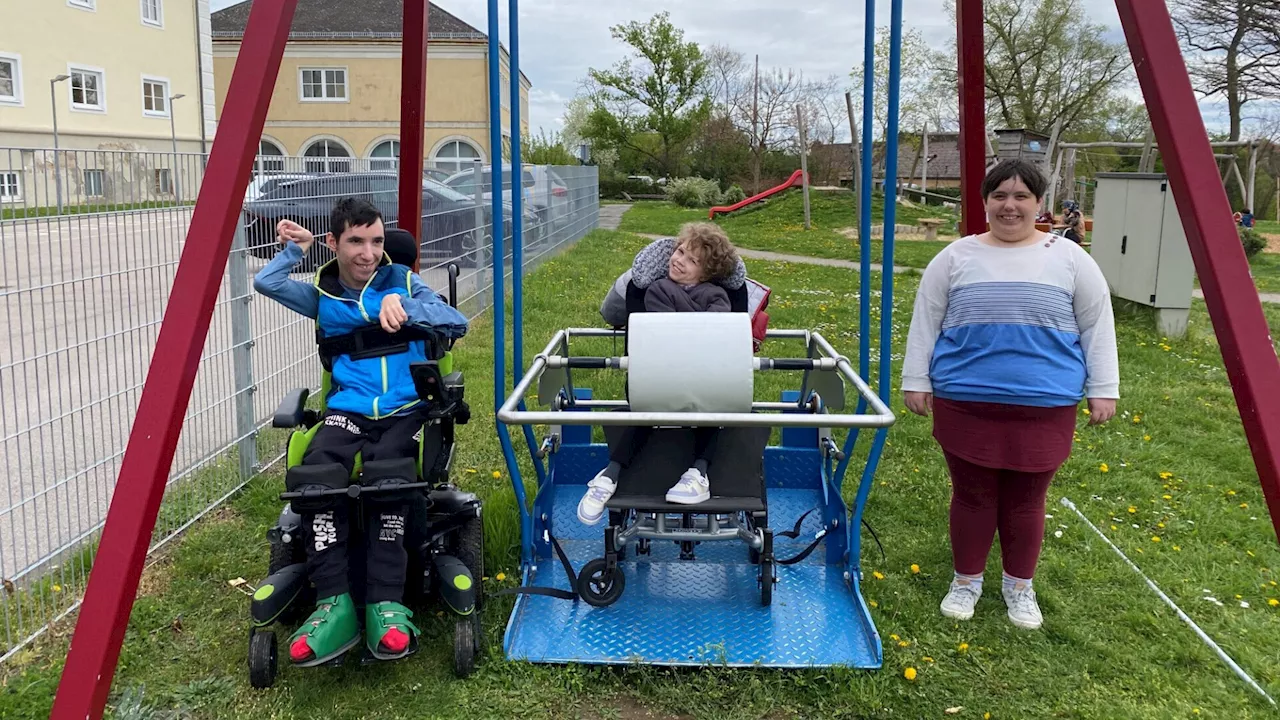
left=940, top=578, right=982, bottom=620
left=576, top=471, right=617, bottom=525
left=1003, top=582, right=1043, bottom=629
left=665, top=468, right=711, bottom=504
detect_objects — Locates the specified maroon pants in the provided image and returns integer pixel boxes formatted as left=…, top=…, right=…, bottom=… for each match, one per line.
left=932, top=398, right=1077, bottom=580
left=944, top=451, right=1056, bottom=578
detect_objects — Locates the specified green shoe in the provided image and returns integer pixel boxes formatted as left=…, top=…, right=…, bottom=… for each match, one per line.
left=288, top=593, right=359, bottom=667
left=365, top=601, right=421, bottom=660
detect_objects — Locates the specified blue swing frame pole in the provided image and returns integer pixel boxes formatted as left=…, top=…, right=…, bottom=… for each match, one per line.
left=507, top=0, right=547, bottom=489
left=842, top=0, right=902, bottom=571
left=487, top=0, right=531, bottom=566
left=833, top=0, right=877, bottom=486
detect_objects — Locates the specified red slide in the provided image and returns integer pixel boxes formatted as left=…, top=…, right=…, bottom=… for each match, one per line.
left=709, top=169, right=807, bottom=219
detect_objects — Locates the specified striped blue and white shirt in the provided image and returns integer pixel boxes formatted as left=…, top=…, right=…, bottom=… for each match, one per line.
left=902, top=234, right=1120, bottom=407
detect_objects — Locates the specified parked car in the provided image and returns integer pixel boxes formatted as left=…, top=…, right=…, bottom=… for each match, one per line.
left=241, top=172, right=527, bottom=270
left=441, top=164, right=572, bottom=239
left=244, top=173, right=311, bottom=202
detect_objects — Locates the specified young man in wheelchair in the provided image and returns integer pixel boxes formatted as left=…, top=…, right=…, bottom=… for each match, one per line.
left=253, top=198, right=469, bottom=666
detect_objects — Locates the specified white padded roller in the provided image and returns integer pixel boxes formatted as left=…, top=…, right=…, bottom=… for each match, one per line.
left=627, top=312, right=754, bottom=414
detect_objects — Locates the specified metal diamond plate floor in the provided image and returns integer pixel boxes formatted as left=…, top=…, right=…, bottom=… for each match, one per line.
left=504, top=487, right=882, bottom=668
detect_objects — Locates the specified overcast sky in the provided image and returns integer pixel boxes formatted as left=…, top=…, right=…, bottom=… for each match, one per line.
left=210, top=0, right=1242, bottom=137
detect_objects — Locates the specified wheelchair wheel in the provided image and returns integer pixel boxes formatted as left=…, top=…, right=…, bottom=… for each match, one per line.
left=268, top=537, right=302, bottom=575
left=248, top=630, right=278, bottom=689
left=576, top=558, right=625, bottom=607
left=453, top=617, right=476, bottom=678
left=759, top=556, right=774, bottom=607
left=453, top=513, right=484, bottom=611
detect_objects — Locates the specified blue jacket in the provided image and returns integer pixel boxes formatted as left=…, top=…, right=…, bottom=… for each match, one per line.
left=253, top=242, right=469, bottom=419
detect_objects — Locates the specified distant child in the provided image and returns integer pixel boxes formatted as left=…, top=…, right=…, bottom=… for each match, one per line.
left=577, top=223, right=741, bottom=524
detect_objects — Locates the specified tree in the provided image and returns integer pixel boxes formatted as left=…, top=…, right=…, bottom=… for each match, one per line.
left=524, top=129, right=580, bottom=165
left=732, top=66, right=806, bottom=192
left=581, top=12, right=712, bottom=179
left=975, top=0, right=1133, bottom=137
left=849, top=26, right=952, bottom=143
left=1172, top=0, right=1280, bottom=141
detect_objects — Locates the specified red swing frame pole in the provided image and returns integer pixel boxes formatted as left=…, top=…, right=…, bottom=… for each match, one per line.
left=49, top=1, right=300, bottom=717
left=1113, top=0, right=1280, bottom=543
left=398, top=0, right=430, bottom=271
left=956, top=0, right=987, bottom=236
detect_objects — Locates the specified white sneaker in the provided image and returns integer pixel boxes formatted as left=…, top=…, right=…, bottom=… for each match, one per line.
left=665, top=468, right=711, bottom=504
left=940, top=578, right=982, bottom=620
left=1003, top=582, right=1043, bottom=629
left=576, top=471, right=617, bottom=525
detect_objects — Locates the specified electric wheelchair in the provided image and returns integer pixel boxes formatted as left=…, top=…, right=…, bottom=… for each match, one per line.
left=246, top=229, right=483, bottom=688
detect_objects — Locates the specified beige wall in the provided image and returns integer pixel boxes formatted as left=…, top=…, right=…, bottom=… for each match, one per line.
left=212, top=40, right=530, bottom=164
left=0, top=0, right=211, bottom=152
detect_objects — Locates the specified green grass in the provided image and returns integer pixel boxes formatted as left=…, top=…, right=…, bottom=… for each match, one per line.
left=1, top=200, right=194, bottom=219
left=4, top=230, right=1280, bottom=719
left=1248, top=251, right=1280, bottom=294
left=618, top=190, right=958, bottom=269
left=1254, top=219, right=1278, bottom=235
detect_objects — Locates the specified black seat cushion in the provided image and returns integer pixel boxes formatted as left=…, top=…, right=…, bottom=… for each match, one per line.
left=602, top=425, right=770, bottom=513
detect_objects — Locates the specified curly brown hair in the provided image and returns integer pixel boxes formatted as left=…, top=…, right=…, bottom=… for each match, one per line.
left=676, top=222, right=738, bottom=282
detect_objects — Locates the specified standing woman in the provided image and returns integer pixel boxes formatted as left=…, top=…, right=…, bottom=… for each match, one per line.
left=901, top=160, right=1119, bottom=629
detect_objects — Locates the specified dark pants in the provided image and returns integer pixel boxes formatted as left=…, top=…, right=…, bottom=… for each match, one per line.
left=943, top=451, right=1057, bottom=579
left=610, top=425, right=721, bottom=470
left=301, top=408, right=425, bottom=603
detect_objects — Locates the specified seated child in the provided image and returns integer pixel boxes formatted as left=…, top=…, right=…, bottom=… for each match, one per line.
left=577, top=222, right=741, bottom=525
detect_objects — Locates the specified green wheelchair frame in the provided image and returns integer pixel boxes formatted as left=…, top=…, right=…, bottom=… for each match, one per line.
left=246, top=263, right=484, bottom=688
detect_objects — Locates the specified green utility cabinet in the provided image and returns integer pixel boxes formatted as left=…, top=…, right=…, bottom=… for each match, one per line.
left=1090, top=172, right=1194, bottom=337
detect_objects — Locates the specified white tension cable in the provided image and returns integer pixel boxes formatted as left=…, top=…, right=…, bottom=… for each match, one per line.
left=626, top=312, right=755, bottom=414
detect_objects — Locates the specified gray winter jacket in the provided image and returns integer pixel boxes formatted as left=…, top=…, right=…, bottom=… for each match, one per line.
left=644, top=277, right=731, bottom=313
left=598, top=237, right=747, bottom=326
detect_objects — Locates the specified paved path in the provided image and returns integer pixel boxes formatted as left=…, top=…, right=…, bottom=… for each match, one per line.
left=598, top=203, right=631, bottom=231
left=635, top=232, right=907, bottom=274
left=1193, top=289, right=1280, bottom=305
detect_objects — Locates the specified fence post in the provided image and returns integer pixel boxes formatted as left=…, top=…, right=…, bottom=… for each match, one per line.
left=230, top=210, right=258, bottom=479
left=472, top=160, right=487, bottom=303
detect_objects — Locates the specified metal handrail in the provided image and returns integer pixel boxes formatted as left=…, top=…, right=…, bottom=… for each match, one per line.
left=496, top=328, right=895, bottom=429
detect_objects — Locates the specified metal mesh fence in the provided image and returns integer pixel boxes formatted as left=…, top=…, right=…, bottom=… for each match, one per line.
left=0, top=148, right=599, bottom=661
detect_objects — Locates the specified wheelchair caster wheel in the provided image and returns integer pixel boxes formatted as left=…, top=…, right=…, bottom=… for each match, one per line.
left=454, top=616, right=479, bottom=678
left=248, top=630, right=278, bottom=689
left=759, top=557, right=774, bottom=606
left=577, top=558, right=625, bottom=607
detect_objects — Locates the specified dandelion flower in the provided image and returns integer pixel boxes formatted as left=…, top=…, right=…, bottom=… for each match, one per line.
left=1240, top=503, right=1249, bottom=509
left=1159, top=472, right=1173, bottom=480
left=1083, top=408, right=1092, bottom=416
left=1163, top=494, right=1172, bottom=500
left=1268, top=599, right=1278, bottom=607
left=890, top=633, right=900, bottom=641
left=958, top=642, right=969, bottom=652
left=898, top=640, right=910, bottom=647
left=869, top=600, right=878, bottom=607
left=496, top=572, right=506, bottom=581
left=903, top=667, right=917, bottom=681
left=1100, top=463, right=1110, bottom=473
left=1128, top=506, right=1137, bottom=514
left=1133, top=415, right=1142, bottom=424
left=1143, top=435, right=1152, bottom=442
left=493, top=471, right=502, bottom=479
left=873, top=571, right=885, bottom=580
left=1173, top=546, right=1182, bottom=551
left=910, top=564, right=920, bottom=574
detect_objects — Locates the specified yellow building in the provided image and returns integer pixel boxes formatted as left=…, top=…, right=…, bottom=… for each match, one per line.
left=0, top=0, right=216, bottom=205
left=211, top=0, right=530, bottom=174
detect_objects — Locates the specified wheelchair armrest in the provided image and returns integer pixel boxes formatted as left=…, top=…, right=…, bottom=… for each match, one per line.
left=272, top=388, right=312, bottom=428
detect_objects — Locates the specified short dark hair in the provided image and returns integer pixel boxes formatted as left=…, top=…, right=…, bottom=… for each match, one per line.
left=329, top=197, right=383, bottom=240
left=981, top=159, right=1048, bottom=201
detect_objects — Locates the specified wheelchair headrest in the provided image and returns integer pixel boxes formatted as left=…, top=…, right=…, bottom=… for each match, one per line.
left=624, top=280, right=749, bottom=316
left=384, top=228, right=419, bottom=268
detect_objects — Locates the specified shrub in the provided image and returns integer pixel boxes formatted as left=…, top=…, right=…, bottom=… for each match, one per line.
left=664, top=177, right=724, bottom=207
left=599, top=175, right=661, bottom=199
left=722, top=185, right=747, bottom=205
left=1240, top=227, right=1266, bottom=258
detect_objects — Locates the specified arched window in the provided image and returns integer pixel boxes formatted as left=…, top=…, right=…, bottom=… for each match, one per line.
left=432, top=139, right=482, bottom=174
left=257, top=139, right=285, bottom=172
left=303, top=139, right=351, bottom=173
left=369, top=139, right=400, bottom=171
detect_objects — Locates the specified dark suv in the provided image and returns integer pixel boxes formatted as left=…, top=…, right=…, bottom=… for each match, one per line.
left=242, top=172, right=513, bottom=269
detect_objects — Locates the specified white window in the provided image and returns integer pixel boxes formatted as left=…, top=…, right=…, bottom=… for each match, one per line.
left=500, top=72, right=510, bottom=109
left=257, top=139, right=286, bottom=172
left=141, top=77, right=169, bottom=117
left=0, top=54, right=22, bottom=106
left=68, top=0, right=96, bottom=10
left=83, top=169, right=104, bottom=197
left=432, top=139, right=482, bottom=174
left=299, top=68, right=347, bottom=102
left=303, top=139, right=351, bottom=173
left=69, top=66, right=105, bottom=112
left=0, top=172, right=21, bottom=201
left=140, top=0, right=162, bottom=26
left=369, top=139, right=399, bottom=170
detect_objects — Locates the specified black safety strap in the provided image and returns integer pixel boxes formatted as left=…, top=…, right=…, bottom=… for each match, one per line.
left=316, top=324, right=442, bottom=370
left=492, top=531, right=580, bottom=602
left=775, top=508, right=828, bottom=566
